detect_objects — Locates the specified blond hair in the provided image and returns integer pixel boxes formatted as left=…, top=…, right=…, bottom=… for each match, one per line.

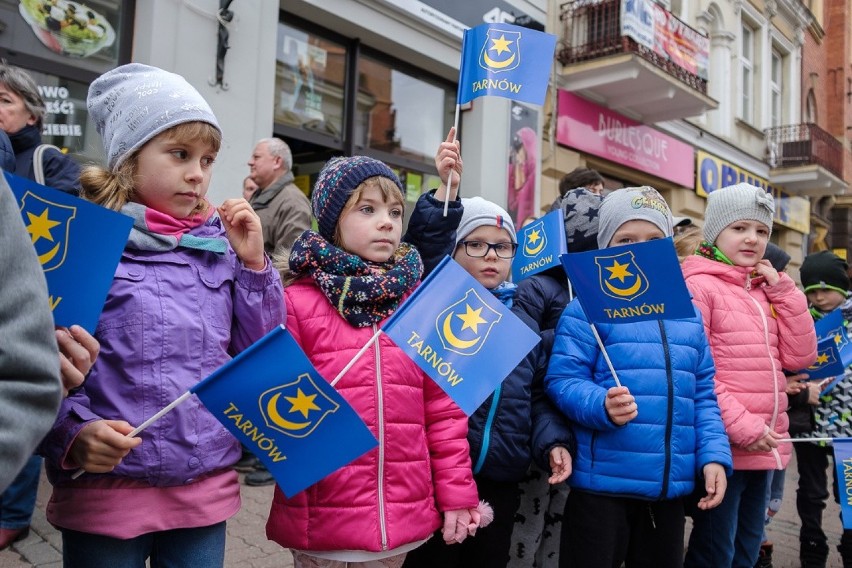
left=674, top=225, right=703, bottom=262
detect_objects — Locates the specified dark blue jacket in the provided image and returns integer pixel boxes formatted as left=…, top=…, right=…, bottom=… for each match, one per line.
left=9, top=125, right=80, bottom=194
left=515, top=267, right=573, bottom=357
left=403, top=189, right=461, bottom=275
left=0, top=130, right=13, bottom=172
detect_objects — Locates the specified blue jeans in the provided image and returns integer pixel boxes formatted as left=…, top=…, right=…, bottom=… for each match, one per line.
left=61, top=522, right=227, bottom=568
left=0, top=455, right=41, bottom=529
left=760, top=468, right=786, bottom=542
left=685, top=470, right=769, bottom=568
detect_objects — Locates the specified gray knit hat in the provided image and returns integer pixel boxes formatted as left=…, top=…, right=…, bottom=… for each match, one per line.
left=87, top=63, right=221, bottom=171
left=455, top=197, right=517, bottom=248
left=597, top=186, right=673, bottom=248
left=703, top=183, right=775, bottom=244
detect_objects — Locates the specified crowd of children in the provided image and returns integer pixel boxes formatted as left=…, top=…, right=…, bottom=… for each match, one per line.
left=6, top=61, right=846, bottom=568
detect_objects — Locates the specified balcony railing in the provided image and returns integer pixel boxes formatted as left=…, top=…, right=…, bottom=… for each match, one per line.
left=765, top=123, right=844, bottom=179
left=557, top=0, right=708, bottom=95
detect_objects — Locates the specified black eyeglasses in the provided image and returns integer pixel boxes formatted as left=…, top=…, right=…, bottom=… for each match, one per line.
left=458, top=240, right=518, bottom=259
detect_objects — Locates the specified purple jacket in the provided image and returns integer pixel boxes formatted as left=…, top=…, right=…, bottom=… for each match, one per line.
left=42, top=217, right=285, bottom=487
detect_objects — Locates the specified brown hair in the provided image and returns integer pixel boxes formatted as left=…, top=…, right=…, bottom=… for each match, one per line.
left=81, top=122, right=221, bottom=213
left=674, top=225, right=703, bottom=262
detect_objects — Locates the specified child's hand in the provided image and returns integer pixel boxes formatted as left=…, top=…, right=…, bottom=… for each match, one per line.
left=786, top=373, right=809, bottom=395
left=434, top=127, right=462, bottom=202
left=605, top=386, right=637, bottom=426
left=548, top=446, right=572, bottom=484
left=56, top=325, right=99, bottom=396
left=442, top=508, right=473, bottom=544
left=744, top=428, right=782, bottom=452
left=68, top=420, right=141, bottom=473
left=753, top=259, right=780, bottom=286
left=696, top=463, right=727, bottom=510
left=806, top=382, right=822, bottom=405
left=218, top=199, right=266, bottom=271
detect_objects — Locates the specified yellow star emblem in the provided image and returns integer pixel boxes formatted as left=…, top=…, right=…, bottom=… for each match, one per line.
left=527, top=229, right=541, bottom=245
left=816, top=352, right=829, bottom=365
left=835, top=334, right=843, bottom=346
left=26, top=208, right=61, bottom=245
left=605, top=260, right=633, bottom=283
left=285, top=388, right=321, bottom=419
left=457, top=304, right=487, bottom=333
left=489, top=34, right=513, bottom=56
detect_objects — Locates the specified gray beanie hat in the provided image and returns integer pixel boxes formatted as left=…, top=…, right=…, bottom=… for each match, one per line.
left=703, top=183, right=775, bottom=244
left=87, top=63, right=221, bottom=171
left=597, top=186, right=673, bottom=248
left=455, top=197, right=517, bottom=248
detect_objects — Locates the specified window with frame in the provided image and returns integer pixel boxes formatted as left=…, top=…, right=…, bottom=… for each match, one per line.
left=770, top=50, right=782, bottom=127
left=740, top=23, right=755, bottom=124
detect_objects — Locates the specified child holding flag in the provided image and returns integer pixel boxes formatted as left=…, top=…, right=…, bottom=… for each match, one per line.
left=788, top=251, right=852, bottom=567
left=266, top=155, right=489, bottom=568
left=39, top=64, right=285, bottom=567
left=402, top=197, right=573, bottom=568
left=545, top=186, right=732, bottom=568
left=682, top=183, right=817, bottom=568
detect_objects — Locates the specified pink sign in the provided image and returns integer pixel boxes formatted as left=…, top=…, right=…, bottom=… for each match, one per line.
left=556, top=91, right=695, bottom=188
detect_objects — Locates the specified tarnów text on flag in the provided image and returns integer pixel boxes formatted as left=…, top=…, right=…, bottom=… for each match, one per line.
left=457, top=22, right=557, bottom=106
left=191, top=325, right=378, bottom=497
left=560, top=237, right=694, bottom=324
left=834, top=438, right=852, bottom=529
left=512, top=208, right=566, bottom=282
left=799, top=335, right=846, bottom=381
left=5, top=171, right=132, bottom=332
left=382, top=256, right=540, bottom=416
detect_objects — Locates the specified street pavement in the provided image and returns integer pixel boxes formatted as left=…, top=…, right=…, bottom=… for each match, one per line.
left=0, top=451, right=845, bottom=567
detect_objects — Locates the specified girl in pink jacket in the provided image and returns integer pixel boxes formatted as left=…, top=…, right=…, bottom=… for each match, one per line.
left=682, top=183, right=816, bottom=568
left=265, top=152, right=488, bottom=568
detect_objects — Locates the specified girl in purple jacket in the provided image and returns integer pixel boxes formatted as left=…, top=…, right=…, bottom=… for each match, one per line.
left=40, top=64, right=284, bottom=568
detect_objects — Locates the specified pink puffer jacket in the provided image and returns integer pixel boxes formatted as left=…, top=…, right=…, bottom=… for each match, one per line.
left=681, top=256, right=816, bottom=470
left=266, top=277, right=478, bottom=553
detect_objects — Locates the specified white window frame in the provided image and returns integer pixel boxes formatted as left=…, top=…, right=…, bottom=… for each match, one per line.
left=770, top=50, right=782, bottom=127
left=740, top=22, right=755, bottom=124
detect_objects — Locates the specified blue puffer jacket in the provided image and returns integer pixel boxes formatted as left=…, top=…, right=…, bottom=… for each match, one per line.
left=515, top=267, right=572, bottom=357
left=403, top=189, right=461, bottom=275
left=469, top=295, right=572, bottom=482
left=546, top=298, right=732, bottom=499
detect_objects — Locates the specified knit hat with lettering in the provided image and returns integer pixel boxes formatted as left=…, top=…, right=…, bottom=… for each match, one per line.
left=312, top=156, right=403, bottom=242
left=703, top=183, right=775, bottom=244
left=87, top=63, right=221, bottom=171
left=455, top=197, right=517, bottom=248
left=597, top=186, right=673, bottom=248
left=560, top=187, right=603, bottom=253
left=800, top=251, right=850, bottom=295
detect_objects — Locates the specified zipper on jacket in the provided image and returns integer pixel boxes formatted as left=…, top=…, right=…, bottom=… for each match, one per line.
left=473, top=386, right=502, bottom=474
left=658, top=320, right=674, bottom=500
left=746, top=294, right=784, bottom=469
left=373, top=324, right=389, bottom=550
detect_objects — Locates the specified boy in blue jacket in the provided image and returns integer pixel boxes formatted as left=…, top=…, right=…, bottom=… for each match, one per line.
left=404, top=197, right=572, bottom=568
left=545, top=186, right=732, bottom=568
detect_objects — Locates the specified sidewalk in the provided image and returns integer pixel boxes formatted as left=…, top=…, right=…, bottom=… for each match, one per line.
left=0, top=451, right=845, bottom=567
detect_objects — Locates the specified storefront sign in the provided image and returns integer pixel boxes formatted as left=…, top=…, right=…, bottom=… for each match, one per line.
left=556, top=90, right=694, bottom=187
left=696, top=150, right=810, bottom=234
left=375, top=0, right=543, bottom=38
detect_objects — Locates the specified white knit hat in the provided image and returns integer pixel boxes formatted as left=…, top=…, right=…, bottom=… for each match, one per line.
left=703, top=183, right=775, bottom=244
left=87, top=63, right=221, bottom=171
left=455, top=197, right=517, bottom=248
left=597, top=186, right=673, bottom=249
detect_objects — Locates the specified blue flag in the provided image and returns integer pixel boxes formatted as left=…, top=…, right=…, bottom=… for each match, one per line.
left=512, top=209, right=566, bottom=282
left=815, top=309, right=852, bottom=368
left=382, top=257, right=540, bottom=416
left=191, top=325, right=378, bottom=497
left=834, top=438, right=852, bottom=529
left=560, top=237, right=694, bottom=324
left=457, top=23, right=557, bottom=106
left=800, top=336, right=847, bottom=381
left=5, top=172, right=132, bottom=332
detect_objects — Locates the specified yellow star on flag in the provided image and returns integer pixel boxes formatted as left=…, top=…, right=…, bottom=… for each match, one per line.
left=815, top=352, right=829, bottom=365
left=835, top=334, right=843, bottom=346
left=605, top=260, right=633, bottom=283
left=527, top=229, right=541, bottom=245
left=457, top=304, right=487, bottom=333
left=490, top=34, right=513, bottom=56
left=285, top=388, right=321, bottom=419
left=26, top=208, right=61, bottom=245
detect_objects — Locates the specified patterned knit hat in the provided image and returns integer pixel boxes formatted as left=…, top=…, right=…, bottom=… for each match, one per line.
left=455, top=197, right=517, bottom=248
left=560, top=187, right=603, bottom=253
left=312, top=156, right=403, bottom=242
left=800, top=251, right=850, bottom=294
left=597, top=186, right=673, bottom=249
left=703, top=183, right=774, bottom=244
left=87, top=63, right=220, bottom=171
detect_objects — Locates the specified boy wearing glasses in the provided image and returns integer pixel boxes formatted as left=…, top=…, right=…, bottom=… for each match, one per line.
left=403, top=197, right=573, bottom=568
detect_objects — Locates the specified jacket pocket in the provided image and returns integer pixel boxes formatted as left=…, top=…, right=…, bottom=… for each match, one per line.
left=196, top=261, right=234, bottom=330
left=96, top=263, right=145, bottom=332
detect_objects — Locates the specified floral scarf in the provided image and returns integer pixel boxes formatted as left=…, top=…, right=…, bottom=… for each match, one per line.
left=289, top=230, right=423, bottom=327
